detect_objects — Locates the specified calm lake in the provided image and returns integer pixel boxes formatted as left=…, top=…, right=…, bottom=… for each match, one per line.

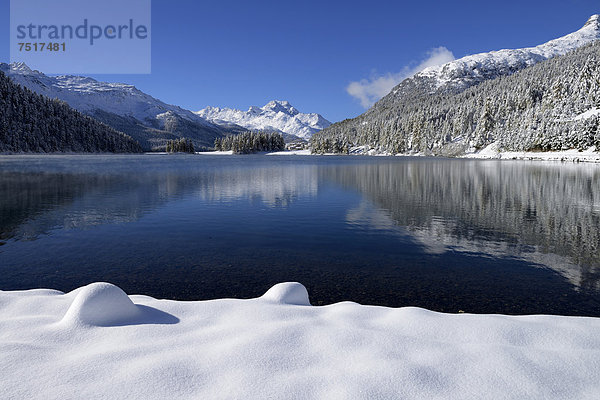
left=1, top=154, right=599, bottom=316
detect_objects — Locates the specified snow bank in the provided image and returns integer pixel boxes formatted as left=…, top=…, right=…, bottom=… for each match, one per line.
left=266, top=149, right=311, bottom=155
left=1, top=282, right=599, bottom=399
left=168, top=146, right=600, bottom=162
left=196, top=150, right=312, bottom=156
left=464, top=142, right=600, bottom=163
left=196, top=150, right=234, bottom=155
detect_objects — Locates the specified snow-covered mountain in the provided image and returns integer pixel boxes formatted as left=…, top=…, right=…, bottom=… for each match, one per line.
left=0, top=68, right=141, bottom=153
left=2, top=62, right=210, bottom=124
left=197, top=100, right=331, bottom=140
left=382, top=14, right=600, bottom=103
left=314, top=14, right=600, bottom=155
left=0, top=63, right=242, bottom=150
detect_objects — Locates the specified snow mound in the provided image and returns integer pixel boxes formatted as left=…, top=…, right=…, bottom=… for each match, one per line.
left=61, top=282, right=142, bottom=326
left=261, top=282, right=311, bottom=305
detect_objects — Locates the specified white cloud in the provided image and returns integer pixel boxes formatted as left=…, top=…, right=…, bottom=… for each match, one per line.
left=346, top=47, right=455, bottom=108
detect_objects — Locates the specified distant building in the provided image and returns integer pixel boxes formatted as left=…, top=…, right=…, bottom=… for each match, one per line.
left=286, top=140, right=308, bottom=151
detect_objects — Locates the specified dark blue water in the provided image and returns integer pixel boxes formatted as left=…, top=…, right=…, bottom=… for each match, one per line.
left=1, top=154, right=599, bottom=316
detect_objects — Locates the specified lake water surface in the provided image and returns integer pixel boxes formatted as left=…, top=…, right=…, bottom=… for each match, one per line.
left=1, top=154, right=599, bottom=316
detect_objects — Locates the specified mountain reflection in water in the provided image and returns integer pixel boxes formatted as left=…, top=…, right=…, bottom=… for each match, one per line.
left=0, top=155, right=598, bottom=316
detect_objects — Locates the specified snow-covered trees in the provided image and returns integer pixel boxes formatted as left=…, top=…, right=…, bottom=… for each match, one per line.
left=165, top=138, right=195, bottom=153
left=214, top=131, right=285, bottom=154
left=312, top=42, right=600, bottom=155
left=0, top=71, right=142, bottom=153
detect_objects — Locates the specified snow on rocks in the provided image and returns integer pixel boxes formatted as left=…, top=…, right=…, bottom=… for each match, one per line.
left=260, top=282, right=311, bottom=305
left=1, top=282, right=599, bottom=399
left=60, top=282, right=142, bottom=327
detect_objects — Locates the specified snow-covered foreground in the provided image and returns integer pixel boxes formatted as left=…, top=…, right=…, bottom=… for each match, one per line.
left=1, top=283, right=599, bottom=399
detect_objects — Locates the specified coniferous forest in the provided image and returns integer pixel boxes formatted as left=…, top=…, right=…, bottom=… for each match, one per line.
left=0, top=71, right=142, bottom=153
left=311, top=42, right=600, bottom=155
left=214, top=131, right=285, bottom=154
left=165, top=138, right=195, bottom=153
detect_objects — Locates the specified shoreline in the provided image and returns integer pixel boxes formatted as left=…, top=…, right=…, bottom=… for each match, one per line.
left=461, top=143, right=600, bottom=163
left=193, top=146, right=600, bottom=163
left=2, top=147, right=600, bottom=164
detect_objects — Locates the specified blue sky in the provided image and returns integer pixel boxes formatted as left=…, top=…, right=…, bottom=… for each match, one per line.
left=1, top=0, right=598, bottom=122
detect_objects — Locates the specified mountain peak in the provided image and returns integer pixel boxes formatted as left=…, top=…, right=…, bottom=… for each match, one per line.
left=5, top=62, right=33, bottom=73
left=197, top=101, right=331, bottom=139
left=262, top=100, right=298, bottom=115
left=315, top=14, right=600, bottom=157
left=584, top=14, right=600, bottom=28
left=401, top=14, right=600, bottom=97
left=265, top=100, right=291, bottom=107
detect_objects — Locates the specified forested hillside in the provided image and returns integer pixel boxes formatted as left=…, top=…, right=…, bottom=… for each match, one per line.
left=312, top=41, right=600, bottom=155
left=1, top=63, right=243, bottom=152
left=0, top=71, right=142, bottom=153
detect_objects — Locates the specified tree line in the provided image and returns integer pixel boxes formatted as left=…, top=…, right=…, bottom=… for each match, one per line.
left=214, top=131, right=285, bottom=153
left=165, top=138, right=195, bottom=153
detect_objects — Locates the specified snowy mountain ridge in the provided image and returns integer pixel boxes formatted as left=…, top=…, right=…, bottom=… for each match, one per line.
left=0, top=63, right=215, bottom=127
left=0, top=62, right=245, bottom=149
left=1, top=63, right=330, bottom=145
left=313, top=14, right=600, bottom=156
left=197, top=100, right=332, bottom=140
left=396, top=14, right=600, bottom=96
